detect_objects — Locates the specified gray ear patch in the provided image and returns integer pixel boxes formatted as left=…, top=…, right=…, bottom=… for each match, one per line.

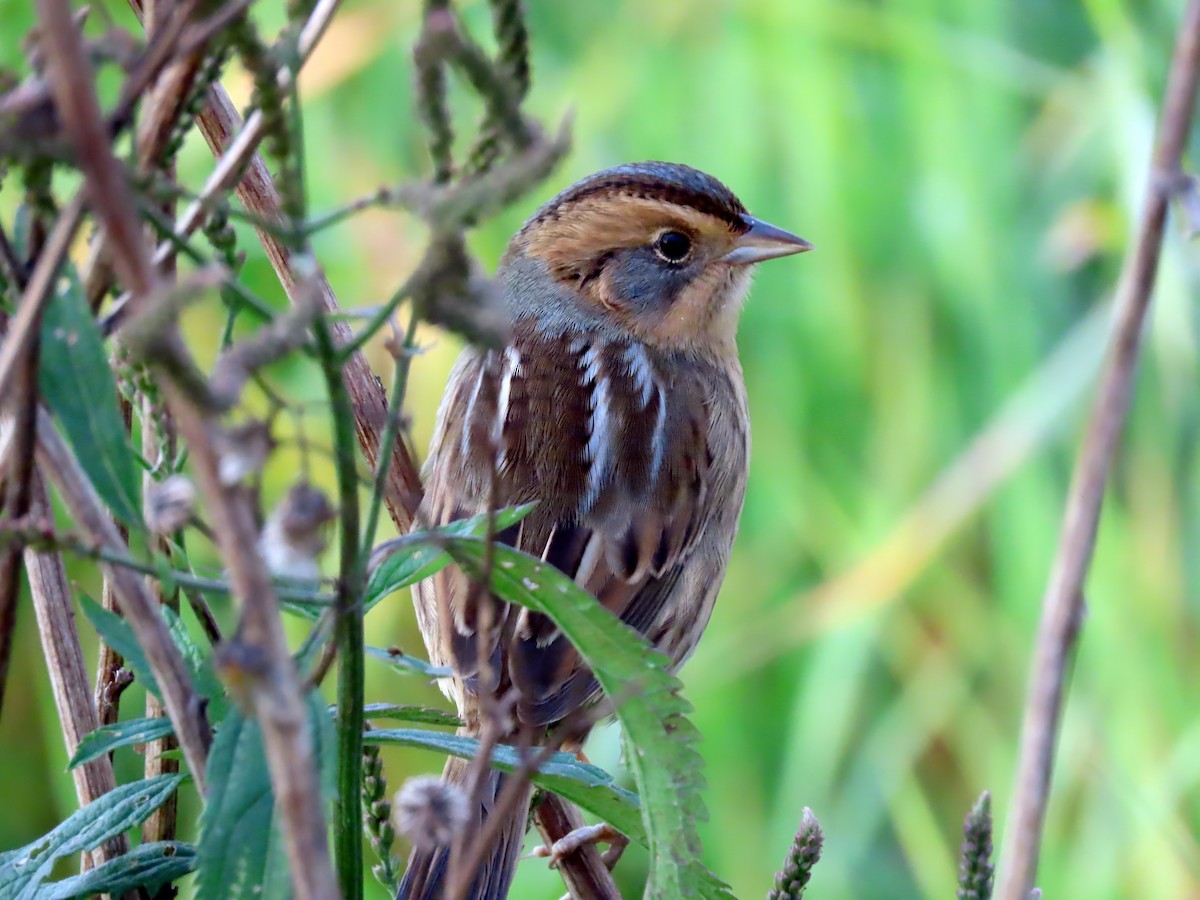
left=603, top=246, right=699, bottom=311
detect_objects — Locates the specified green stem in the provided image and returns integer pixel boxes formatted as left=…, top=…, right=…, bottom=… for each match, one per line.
left=0, top=529, right=335, bottom=604
left=313, top=315, right=366, bottom=900
left=359, top=311, right=420, bottom=558
left=337, top=279, right=414, bottom=362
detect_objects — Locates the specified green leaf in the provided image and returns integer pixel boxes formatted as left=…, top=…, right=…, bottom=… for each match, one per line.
left=70, top=716, right=175, bottom=769
left=444, top=537, right=735, bottom=900
left=0, top=775, right=184, bottom=899
left=197, top=693, right=335, bottom=900
left=365, top=645, right=451, bottom=679
left=363, top=728, right=645, bottom=844
left=196, top=708, right=290, bottom=900
left=363, top=504, right=536, bottom=613
left=164, top=605, right=229, bottom=721
left=360, top=702, right=461, bottom=728
left=78, top=596, right=228, bottom=719
left=309, top=691, right=339, bottom=804
left=37, top=258, right=140, bottom=525
left=79, top=594, right=159, bottom=697
left=282, top=506, right=535, bottom=621
left=41, top=841, right=196, bottom=899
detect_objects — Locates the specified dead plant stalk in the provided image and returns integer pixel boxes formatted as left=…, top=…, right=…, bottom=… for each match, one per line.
left=996, top=2, right=1200, bottom=896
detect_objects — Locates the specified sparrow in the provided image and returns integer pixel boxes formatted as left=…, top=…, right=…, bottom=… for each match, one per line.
left=398, top=162, right=811, bottom=900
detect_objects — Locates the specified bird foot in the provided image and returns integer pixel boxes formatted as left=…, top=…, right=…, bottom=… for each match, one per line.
left=528, top=822, right=628, bottom=870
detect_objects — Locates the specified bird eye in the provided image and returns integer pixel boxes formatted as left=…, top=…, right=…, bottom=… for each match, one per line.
left=653, top=230, right=692, bottom=263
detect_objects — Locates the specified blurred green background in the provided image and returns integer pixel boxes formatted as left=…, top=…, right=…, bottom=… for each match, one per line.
left=3, top=0, right=1200, bottom=897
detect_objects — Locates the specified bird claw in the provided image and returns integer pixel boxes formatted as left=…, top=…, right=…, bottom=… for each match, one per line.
left=528, top=823, right=628, bottom=870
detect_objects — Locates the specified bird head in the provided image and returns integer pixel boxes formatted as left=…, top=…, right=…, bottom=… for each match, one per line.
left=502, top=161, right=811, bottom=351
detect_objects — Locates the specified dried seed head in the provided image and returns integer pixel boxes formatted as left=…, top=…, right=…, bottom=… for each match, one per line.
left=145, top=474, right=196, bottom=535
left=393, top=775, right=469, bottom=851
left=216, top=420, right=274, bottom=487
left=259, top=482, right=335, bottom=580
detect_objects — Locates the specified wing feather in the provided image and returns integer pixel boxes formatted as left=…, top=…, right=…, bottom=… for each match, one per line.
left=415, top=323, right=747, bottom=726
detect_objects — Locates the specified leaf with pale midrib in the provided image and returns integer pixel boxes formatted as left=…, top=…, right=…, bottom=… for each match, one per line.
left=196, top=694, right=336, bottom=900
left=444, top=536, right=735, bottom=900
left=36, top=258, right=141, bottom=526
left=43, top=841, right=196, bottom=899
left=0, top=775, right=184, bottom=898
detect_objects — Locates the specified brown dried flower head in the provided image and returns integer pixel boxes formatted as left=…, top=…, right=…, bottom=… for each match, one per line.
left=145, top=474, right=197, bottom=535
left=393, top=775, right=469, bottom=851
left=259, top=481, right=335, bottom=580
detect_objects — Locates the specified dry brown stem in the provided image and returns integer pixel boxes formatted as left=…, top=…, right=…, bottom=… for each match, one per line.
left=24, top=472, right=131, bottom=872
left=533, top=795, right=622, bottom=900
left=192, top=81, right=424, bottom=531
left=93, top=395, right=133, bottom=730
left=169, top=386, right=339, bottom=900
left=0, top=192, right=85, bottom=719
left=37, top=0, right=154, bottom=299
left=35, top=0, right=338, bottom=890
left=996, top=3, right=1200, bottom=896
left=34, top=409, right=213, bottom=781
left=141, top=404, right=180, bottom=846
left=0, top=291, right=46, bottom=718
left=0, top=191, right=85, bottom=390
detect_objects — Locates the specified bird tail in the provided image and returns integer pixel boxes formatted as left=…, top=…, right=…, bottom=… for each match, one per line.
left=396, top=754, right=532, bottom=900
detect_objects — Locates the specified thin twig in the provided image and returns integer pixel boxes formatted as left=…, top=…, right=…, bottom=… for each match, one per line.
left=0, top=516, right=336, bottom=605
left=0, top=219, right=24, bottom=291
left=33, top=409, right=212, bottom=783
left=359, top=312, right=419, bottom=561
left=995, top=4, right=1200, bottom=896
left=0, top=188, right=84, bottom=717
left=0, top=191, right=86, bottom=391
left=171, top=385, right=340, bottom=900
left=192, top=78, right=425, bottom=531
left=94, top=396, right=133, bottom=730
left=142, top=400, right=180, bottom=846
left=32, top=16, right=339, bottom=885
left=533, top=795, right=622, bottom=900
left=0, top=235, right=45, bottom=718
left=37, top=0, right=155, bottom=300
left=445, top=711, right=596, bottom=900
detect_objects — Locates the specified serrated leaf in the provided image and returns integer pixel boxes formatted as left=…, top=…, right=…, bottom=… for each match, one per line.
left=37, top=259, right=140, bottom=525
left=363, top=504, right=536, bottom=613
left=445, top=537, right=735, bottom=900
left=365, top=645, right=452, bottom=679
left=363, top=728, right=645, bottom=844
left=41, top=840, right=196, bottom=899
left=79, top=595, right=227, bottom=721
left=196, top=708, right=289, bottom=900
left=70, top=716, right=175, bottom=769
left=79, top=594, right=159, bottom=697
left=197, top=694, right=335, bottom=900
left=0, top=775, right=184, bottom=899
left=281, top=506, right=536, bottom=621
left=164, top=605, right=229, bottom=721
left=360, top=702, right=461, bottom=728
left=309, top=691, right=339, bottom=804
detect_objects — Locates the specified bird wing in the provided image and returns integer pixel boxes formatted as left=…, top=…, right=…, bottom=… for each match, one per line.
left=418, top=326, right=745, bottom=726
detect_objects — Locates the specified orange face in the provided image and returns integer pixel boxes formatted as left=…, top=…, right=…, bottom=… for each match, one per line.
left=508, top=166, right=810, bottom=351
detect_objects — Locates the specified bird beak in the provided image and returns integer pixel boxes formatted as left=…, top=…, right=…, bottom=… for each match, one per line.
left=722, top=215, right=813, bottom=265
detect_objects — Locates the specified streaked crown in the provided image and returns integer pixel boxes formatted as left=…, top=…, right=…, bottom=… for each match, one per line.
left=504, top=162, right=810, bottom=349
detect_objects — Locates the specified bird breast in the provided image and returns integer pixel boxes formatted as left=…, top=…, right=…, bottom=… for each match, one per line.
left=424, top=320, right=749, bottom=542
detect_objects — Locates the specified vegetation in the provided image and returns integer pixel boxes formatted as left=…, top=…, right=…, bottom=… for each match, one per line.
left=1, top=0, right=1198, bottom=898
